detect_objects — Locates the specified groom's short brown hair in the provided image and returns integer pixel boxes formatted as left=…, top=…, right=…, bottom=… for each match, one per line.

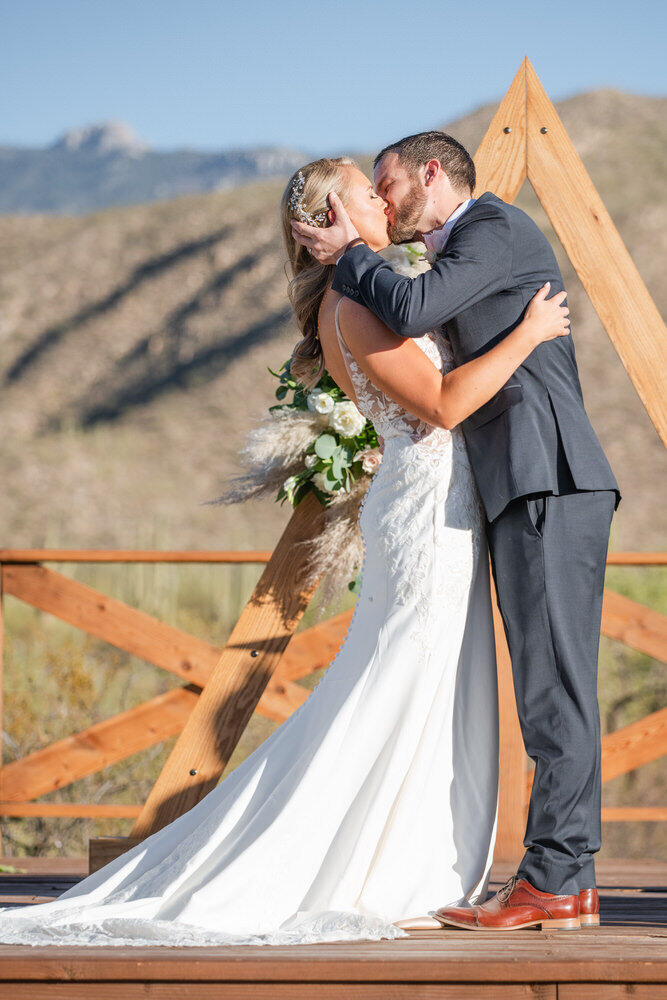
left=374, top=131, right=476, bottom=195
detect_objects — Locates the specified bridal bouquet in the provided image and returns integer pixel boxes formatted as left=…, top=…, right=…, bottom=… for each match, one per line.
left=208, top=241, right=429, bottom=610
left=270, top=363, right=381, bottom=508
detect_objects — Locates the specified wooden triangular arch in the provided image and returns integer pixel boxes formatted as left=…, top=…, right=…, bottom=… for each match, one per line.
left=475, top=57, right=667, bottom=444
left=91, top=59, right=666, bottom=867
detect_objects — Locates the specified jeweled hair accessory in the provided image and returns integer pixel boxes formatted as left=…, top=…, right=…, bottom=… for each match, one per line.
left=288, top=170, right=328, bottom=226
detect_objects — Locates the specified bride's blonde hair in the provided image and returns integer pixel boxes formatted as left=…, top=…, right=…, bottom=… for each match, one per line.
left=281, top=156, right=356, bottom=389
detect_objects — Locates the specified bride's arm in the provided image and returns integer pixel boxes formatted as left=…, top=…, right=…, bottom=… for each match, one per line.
left=337, top=283, right=569, bottom=431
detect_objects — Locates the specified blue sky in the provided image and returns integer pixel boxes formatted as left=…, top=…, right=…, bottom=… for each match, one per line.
left=2, top=0, right=665, bottom=155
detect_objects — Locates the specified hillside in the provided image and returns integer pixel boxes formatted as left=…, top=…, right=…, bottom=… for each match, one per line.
left=0, top=88, right=665, bottom=557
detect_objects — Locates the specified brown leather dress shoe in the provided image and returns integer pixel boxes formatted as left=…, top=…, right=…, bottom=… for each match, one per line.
left=579, top=887, right=600, bottom=926
left=431, top=874, right=581, bottom=931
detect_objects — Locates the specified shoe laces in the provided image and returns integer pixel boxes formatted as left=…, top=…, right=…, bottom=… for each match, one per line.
left=497, top=874, right=520, bottom=901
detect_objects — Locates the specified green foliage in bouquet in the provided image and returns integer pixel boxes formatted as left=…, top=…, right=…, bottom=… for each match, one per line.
left=268, top=360, right=381, bottom=508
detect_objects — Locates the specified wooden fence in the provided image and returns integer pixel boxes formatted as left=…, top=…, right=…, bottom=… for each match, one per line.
left=0, top=540, right=664, bottom=866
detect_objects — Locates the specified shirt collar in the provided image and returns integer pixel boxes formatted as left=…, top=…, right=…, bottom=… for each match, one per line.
left=422, top=197, right=476, bottom=253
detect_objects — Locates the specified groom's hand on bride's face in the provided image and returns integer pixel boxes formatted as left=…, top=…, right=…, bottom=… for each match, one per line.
left=290, top=191, right=360, bottom=265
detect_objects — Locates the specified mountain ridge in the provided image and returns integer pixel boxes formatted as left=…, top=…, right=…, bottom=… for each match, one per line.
left=0, top=119, right=311, bottom=214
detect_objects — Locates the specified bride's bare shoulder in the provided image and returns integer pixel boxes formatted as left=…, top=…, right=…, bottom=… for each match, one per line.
left=317, top=288, right=342, bottom=329
left=318, top=290, right=364, bottom=346
left=334, top=296, right=402, bottom=355
left=319, top=289, right=366, bottom=327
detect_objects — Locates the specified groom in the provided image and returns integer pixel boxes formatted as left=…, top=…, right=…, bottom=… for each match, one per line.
left=291, top=131, right=620, bottom=931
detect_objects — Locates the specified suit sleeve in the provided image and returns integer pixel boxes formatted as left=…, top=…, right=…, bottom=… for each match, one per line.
left=331, top=207, right=513, bottom=338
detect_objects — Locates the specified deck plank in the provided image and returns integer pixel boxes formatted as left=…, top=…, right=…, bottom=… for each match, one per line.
left=0, top=858, right=664, bottom=993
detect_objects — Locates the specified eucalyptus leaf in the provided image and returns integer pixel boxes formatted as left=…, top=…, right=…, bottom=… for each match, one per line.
left=315, top=434, right=337, bottom=460
left=324, top=466, right=339, bottom=488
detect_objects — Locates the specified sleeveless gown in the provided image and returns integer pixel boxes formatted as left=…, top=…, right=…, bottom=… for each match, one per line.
left=0, top=300, right=499, bottom=947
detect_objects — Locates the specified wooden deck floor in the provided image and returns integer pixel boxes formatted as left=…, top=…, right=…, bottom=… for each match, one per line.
left=0, top=857, right=665, bottom=998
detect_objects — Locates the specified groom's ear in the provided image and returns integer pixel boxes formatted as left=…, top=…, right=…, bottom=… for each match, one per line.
left=424, top=159, right=440, bottom=186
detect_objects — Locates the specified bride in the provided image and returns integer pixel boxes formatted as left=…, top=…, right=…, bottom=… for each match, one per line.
left=0, top=156, right=569, bottom=948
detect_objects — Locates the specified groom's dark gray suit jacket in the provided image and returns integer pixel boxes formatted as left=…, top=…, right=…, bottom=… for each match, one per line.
left=332, top=191, right=620, bottom=522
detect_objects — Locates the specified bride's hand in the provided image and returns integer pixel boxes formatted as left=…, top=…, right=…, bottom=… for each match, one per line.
left=523, top=282, right=570, bottom=344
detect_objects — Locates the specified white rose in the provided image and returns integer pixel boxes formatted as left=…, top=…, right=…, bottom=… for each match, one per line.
left=282, top=475, right=298, bottom=491
left=329, top=400, right=365, bottom=438
left=307, top=391, right=335, bottom=415
left=358, top=447, right=382, bottom=474
left=312, top=471, right=334, bottom=493
left=304, top=453, right=318, bottom=468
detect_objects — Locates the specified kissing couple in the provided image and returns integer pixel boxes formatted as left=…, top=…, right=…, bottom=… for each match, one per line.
left=0, top=131, right=620, bottom=948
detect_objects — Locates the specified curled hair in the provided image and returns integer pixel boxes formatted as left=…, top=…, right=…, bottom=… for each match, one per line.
left=280, top=156, right=356, bottom=390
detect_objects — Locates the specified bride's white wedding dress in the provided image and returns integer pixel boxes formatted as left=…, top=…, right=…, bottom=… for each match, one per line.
left=0, top=301, right=499, bottom=948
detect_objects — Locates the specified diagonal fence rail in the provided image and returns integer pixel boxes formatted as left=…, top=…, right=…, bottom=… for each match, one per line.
left=0, top=545, right=664, bottom=870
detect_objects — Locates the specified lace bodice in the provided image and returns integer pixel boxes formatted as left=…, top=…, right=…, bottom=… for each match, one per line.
left=333, top=296, right=484, bottom=651
left=334, top=298, right=454, bottom=448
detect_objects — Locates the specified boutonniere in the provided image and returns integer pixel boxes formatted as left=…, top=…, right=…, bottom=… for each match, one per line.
left=424, top=248, right=444, bottom=265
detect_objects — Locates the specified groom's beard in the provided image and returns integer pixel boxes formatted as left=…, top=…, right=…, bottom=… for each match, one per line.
left=388, top=179, right=428, bottom=244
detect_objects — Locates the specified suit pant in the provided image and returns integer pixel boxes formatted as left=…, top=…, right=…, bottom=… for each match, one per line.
left=487, top=489, right=616, bottom=895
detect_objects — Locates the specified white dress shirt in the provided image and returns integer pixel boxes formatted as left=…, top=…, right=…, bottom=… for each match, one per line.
left=421, top=197, right=476, bottom=255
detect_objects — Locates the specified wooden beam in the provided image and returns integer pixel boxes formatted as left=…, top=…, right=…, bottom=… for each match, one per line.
left=1, top=548, right=661, bottom=565
left=10, top=800, right=657, bottom=825
left=526, top=706, right=667, bottom=797
left=279, top=609, right=352, bottom=681
left=606, top=552, right=667, bottom=566
left=0, top=550, right=272, bottom=563
left=130, top=493, right=325, bottom=839
left=2, top=563, right=221, bottom=688
left=0, top=673, right=310, bottom=803
left=0, top=685, right=200, bottom=802
left=601, top=807, right=667, bottom=822
left=473, top=59, right=527, bottom=203
left=0, top=549, right=667, bottom=566
left=0, top=608, right=355, bottom=802
left=3, top=562, right=357, bottom=689
left=471, top=59, right=532, bottom=862
left=601, top=588, right=667, bottom=662
left=492, top=588, right=528, bottom=860
left=600, top=706, right=667, bottom=784
left=0, top=803, right=142, bottom=818
left=525, top=58, right=667, bottom=446
left=89, top=836, right=143, bottom=874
